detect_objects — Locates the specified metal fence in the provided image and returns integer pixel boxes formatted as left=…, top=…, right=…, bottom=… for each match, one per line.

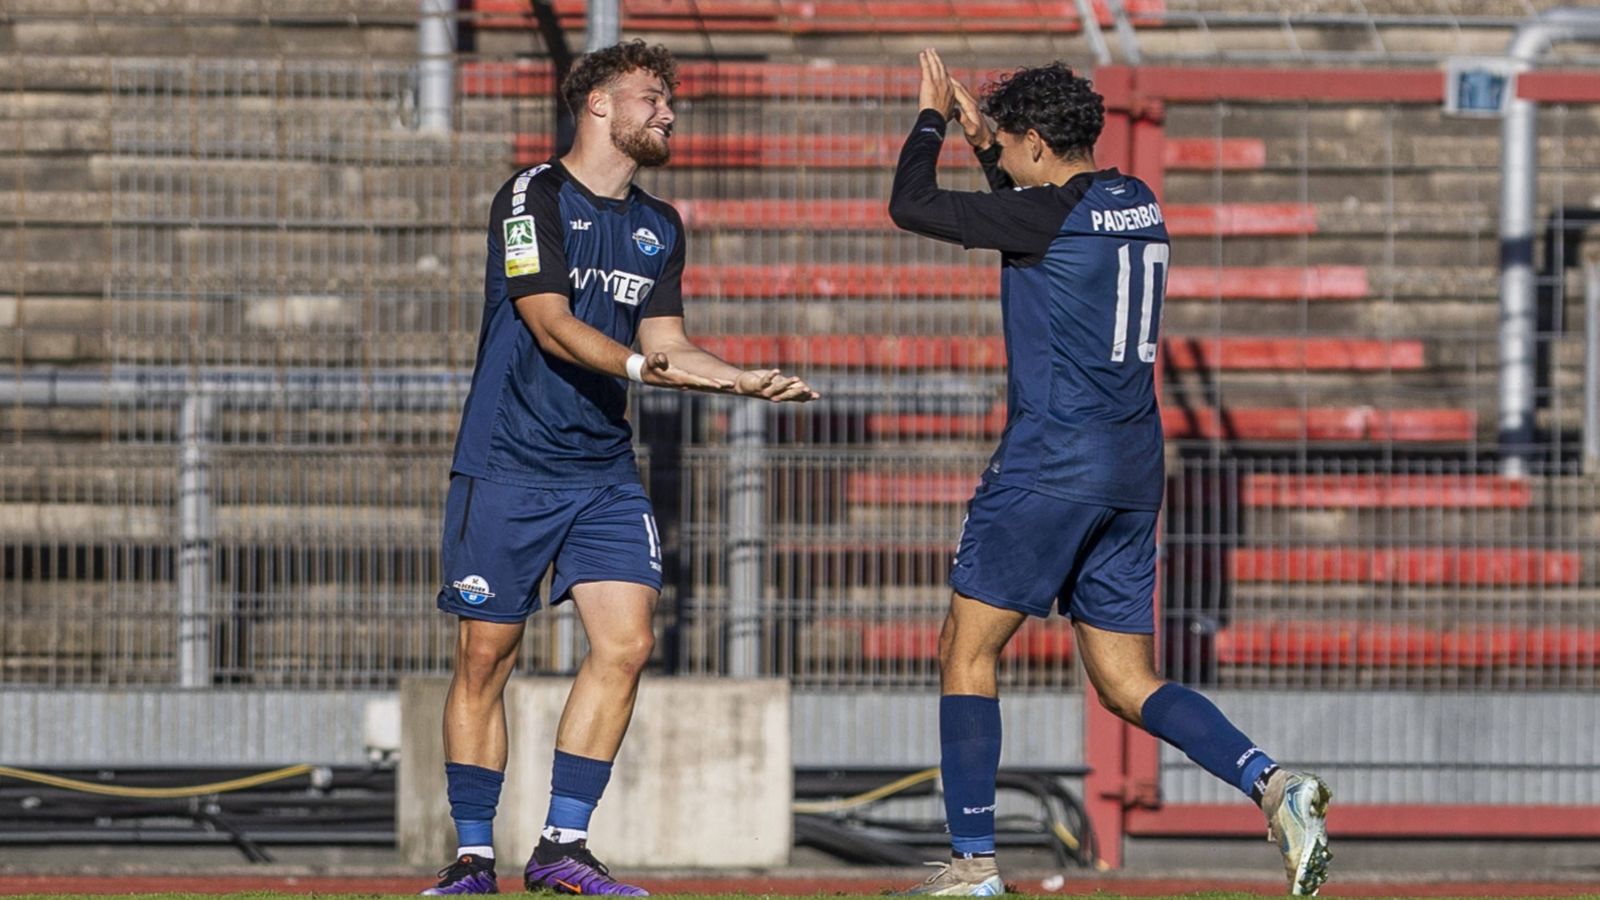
left=2, top=0, right=1600, bottom=838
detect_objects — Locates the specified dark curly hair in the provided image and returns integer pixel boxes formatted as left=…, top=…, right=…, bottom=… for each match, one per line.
left=561, top=39, right=679, bottom=116
left=981, top=62, right=1104, bottom=161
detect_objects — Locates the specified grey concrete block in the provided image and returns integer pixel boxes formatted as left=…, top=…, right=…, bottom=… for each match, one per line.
left=400, top=676, right=791, bottom=868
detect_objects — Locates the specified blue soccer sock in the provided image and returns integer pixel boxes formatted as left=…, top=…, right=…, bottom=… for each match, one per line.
left=1140, top=682, right=1277, bottom=801
left=544, top=750, right=613, bottom=842
left=940, top=694, right=1002, bottom=857
left=445, top=761, right=504, bottom=856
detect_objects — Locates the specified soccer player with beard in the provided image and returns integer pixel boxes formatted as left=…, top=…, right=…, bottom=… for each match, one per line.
left=422, top=41, right=817, bottom=896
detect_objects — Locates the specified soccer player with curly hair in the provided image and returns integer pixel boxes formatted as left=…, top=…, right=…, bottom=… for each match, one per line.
left=888, top=50, right=1332, bottom=896
left=422, top=40, right=817, bottom=897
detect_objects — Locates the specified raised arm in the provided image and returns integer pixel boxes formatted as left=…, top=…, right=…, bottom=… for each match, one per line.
left=887, top=50, right=1067, bottom=255
left=949, top=75, right=1014, bottom=193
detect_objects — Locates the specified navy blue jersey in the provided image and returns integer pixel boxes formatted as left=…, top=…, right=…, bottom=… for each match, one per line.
left=889, top=110, right=1168, bottom=510
left=450, top=160, right=686, bottom=488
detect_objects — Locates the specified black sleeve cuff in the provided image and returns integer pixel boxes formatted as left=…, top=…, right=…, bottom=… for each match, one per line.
left=914, top=108, right=948, bottom=131
left=975, top=142, right=1002, bottom=165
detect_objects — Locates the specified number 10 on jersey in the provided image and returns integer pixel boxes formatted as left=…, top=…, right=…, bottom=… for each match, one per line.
left=1112, top=241, right=1169, bottom=363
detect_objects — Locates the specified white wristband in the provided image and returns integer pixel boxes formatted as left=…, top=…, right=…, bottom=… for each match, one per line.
left=625, top=353, right=647, bottom=383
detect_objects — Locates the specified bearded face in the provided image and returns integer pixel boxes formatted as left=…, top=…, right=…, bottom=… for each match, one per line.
left=605, top=71, right=674, bottom=167
left=611, top=113, right=672, bottom=167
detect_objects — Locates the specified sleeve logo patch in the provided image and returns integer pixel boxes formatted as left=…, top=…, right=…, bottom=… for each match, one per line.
left=504, top=215, right=540, bottom=277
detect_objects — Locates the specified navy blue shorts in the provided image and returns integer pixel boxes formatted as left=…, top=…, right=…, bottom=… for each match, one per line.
left=435, top=475, right=664, bottom=622
left=948, top=482, right=1157, bottom=633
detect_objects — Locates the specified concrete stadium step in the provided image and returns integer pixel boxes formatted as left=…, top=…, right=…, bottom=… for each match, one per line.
left=0, top=453, right=446, bottom=503
left=5, top=0, right=420, bottom=20
left=1224, top=584, right=1600, bottom=618
left=0, top=500, right=434, bottom=542
left=3, top=16, right=418, bottom=58
left=1165, top=106, right=1600, bottom=168
left=0, top=405, right=462, bottom=441
left=1237, top=505, right=1600, bottom=543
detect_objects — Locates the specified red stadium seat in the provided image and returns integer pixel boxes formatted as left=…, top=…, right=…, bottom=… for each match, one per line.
left=678, top=266, right=1367, bottom=300
left=868, top=406, right=1475, bottom=441
left=1241, top=474, right=1533, bottom=508
left=696, top=335, right=1415, bottom=370
left=511, top=132, right=1262, bottom=172
left=1215, top=622, right=1600, bottom=668
left=467, top=0, right=1167, bottom=34
left=674, top=199, right=1316, bottom=236
left=1231, top=548, right=1581, bottom=585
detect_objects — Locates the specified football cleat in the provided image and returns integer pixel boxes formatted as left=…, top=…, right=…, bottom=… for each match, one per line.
left=1261, top=770, right=1333, bottom=896
left=897, top=858, right=1005, bottom=896
left=523, top=837, right=648, bottom=896
left=422, top=853, right=499, bottom=895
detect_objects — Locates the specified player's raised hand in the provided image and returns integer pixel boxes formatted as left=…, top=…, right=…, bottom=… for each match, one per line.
left=950, top=76, right=994, bottom=151
left=639, top=351, right=735, bottom=392
left=735, top=369, right=821, bottom=403
left=918, top=48, right=957, bottom=121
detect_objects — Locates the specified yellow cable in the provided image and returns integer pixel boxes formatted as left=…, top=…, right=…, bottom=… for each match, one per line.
left=791, top=766, right=940, bottom=814
left=1050, top=819, right=1081, bottom=851
left=0, top=763, right=315, bottom=799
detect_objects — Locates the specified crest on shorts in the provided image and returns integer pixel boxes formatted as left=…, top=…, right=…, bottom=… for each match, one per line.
left=452, top=574, right=496, bottom=606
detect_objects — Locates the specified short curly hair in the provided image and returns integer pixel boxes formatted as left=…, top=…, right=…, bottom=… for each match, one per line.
left=981, top=62, right=1104, bottom=161
left=561, top=39, right=679, bottom=116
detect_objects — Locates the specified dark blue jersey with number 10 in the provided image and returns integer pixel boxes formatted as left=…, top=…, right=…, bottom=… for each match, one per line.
left=889, top=109, right=1168, bottom=511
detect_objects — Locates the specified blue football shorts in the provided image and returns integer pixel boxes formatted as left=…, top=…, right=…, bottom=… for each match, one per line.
left=948, top=481, right=1158, bottom=633
left=435, top=475, right=664, bottom=622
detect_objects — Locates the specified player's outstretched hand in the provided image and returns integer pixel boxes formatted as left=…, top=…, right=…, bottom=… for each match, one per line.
left=950, top=76, right=993, bottom=151
left=640, top=352, right=735, bottom=392
left=918, top=48, right=956, bottom=121
left=735, top=369, right=821, bottom=403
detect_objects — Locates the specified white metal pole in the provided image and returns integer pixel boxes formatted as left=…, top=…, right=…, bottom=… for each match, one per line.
left=178, top=393, right=216, bottom=688
left=587, top=0, right=620, bottom=51
left=1498, top=7, right=1600, bottom=476
left=418, top=0, right=456, bottom=132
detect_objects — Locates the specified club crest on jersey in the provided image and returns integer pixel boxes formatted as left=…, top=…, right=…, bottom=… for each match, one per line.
left=504, top=215, right=540, bottom=277
left=452, top=574, right=495, bottom=606
left=633, top=227, right=663, bottom=256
